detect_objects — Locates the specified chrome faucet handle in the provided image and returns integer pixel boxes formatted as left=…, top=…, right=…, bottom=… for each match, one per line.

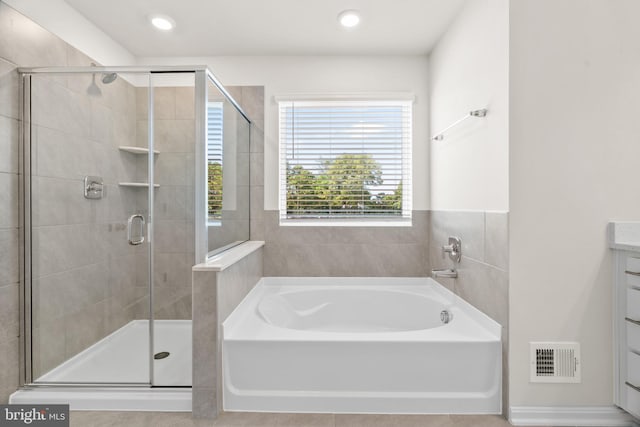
left=441, top=236, right=462, bottom=263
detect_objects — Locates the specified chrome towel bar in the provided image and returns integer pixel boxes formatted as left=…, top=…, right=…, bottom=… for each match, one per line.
left=431, top=108, right=488, bottom=141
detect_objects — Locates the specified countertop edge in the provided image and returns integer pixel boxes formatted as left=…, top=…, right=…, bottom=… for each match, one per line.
left=192, top=241, right=265, bottom=272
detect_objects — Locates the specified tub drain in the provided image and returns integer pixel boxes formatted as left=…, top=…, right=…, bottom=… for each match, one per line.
left=440, top=310, right=452, bottom=324
left=154, top=351, right=170, bottom=360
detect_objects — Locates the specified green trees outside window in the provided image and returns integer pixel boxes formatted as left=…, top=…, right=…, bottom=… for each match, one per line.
left=286, top=153, right=402, bottom=217
left=208, top=162, right=223, bottom=220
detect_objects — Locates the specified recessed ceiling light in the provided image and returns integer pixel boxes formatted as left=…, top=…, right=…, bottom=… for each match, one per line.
left=150, top=15, right=175, bottom=31
left=338, top=10, right=360, bottom=28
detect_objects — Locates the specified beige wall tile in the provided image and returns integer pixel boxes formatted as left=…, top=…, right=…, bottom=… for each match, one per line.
left=250, top=125, right=264, bottom=154
left=224, top=86, right=243, bottom=105
left=430, top=210, right=509, bottom=415
left=0, top=336, right=19, bottom=403
left=154, top=186, right=189, bottom=220
left=250, top=185, right=264, bottom=221
left=0, top=229, right=19, bottom=287
left=154, top=120, right=195, bottom=153
left=241, top=86, right=265, bottom=132
left=192, top=248, right=263, bottom=417
left=192, top=270, right=218, bottom=417
left=431, top=210, right=485, bottom=262
left=0, top=115, right=18, bottom=174
left=175, top=87, right=195, bottom=120
left=32, top=317, right=66, bottom=378
left=485, top=212, right=509, bottom=271
left=0, top=283, right=19, bottom=344
left=192, top=387, right=217, bottom=419
left=90, top=100, right=113, bottom=144
left=153, top=87, right=176, bottom=120
left=0, top=172, right=18, bottom=229
left=31, top=78, right=91, bottom=136
left=262, top=210, right=429, bottom=277
left=154, top=220, right=189, bottom=253
left=154, top=153, right=188, bottom=186
left=249, top=152, right=263, bottom=187
left=64, top=301, right=108, bottom=359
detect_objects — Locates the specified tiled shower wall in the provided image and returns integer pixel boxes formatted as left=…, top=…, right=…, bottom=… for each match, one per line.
left=0, top=2, right=21, bottom=401
left=0, top=3, right=195, bottom=395
left=429, top=210, right=509, bottom=412
left=0, top=2, right=104, bottom=400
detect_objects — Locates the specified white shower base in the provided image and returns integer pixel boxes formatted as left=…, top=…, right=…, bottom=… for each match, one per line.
left=10, top=320, right=192, bottom=411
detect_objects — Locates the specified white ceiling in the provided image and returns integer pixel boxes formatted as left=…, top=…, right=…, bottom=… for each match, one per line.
left=63, top=0, right=466, bottom=57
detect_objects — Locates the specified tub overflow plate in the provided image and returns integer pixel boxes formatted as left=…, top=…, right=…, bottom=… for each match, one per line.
left=154, top=351, right=170, bottom=360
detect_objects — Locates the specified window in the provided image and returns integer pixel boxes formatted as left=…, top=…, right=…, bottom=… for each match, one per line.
left=207, top=102, right=223, bottom=223
left=279, top=100, right=412, bottom=224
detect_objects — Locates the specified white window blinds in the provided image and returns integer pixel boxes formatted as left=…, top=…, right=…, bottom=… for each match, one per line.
left=207, top=102, right=223, bottom=222
left=279, top=100, right=412, bottom=222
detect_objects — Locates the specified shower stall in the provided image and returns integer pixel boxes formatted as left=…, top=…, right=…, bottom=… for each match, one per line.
left=11, top=66, right=250, bottom=410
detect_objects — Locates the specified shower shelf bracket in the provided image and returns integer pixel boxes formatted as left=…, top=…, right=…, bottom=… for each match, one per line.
left=118, top=146, right=160, bottom=155
left=431, top=108, right=488, bottom=141
left=118, top=182, right=160, bottom=188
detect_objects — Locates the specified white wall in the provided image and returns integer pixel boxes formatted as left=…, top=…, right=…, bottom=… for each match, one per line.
left=429, top=0, right=509, bottom=211
left=509, top=0, right=640, bottom=407
left=138, top=55, right=431, bottom=211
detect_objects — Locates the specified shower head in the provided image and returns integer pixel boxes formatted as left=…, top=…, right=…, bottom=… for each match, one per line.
left=101, top=72, right=117, bottom=84
left=87, top=63, right=117, bottom=96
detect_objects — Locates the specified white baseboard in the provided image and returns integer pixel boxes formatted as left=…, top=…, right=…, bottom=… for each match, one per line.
left=509, top=406, right=638, bottom=426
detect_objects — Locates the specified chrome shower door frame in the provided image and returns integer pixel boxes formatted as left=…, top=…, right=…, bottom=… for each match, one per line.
left=17, top=65, right=248, bottom=389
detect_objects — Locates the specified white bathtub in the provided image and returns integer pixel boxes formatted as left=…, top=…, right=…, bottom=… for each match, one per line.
left=222, top=277, right=502, bottom=414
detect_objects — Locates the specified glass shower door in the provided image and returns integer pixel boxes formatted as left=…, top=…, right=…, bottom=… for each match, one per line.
left=28, top=71, right=152, bottom=385
left=149, top=72, right=195, bottom=386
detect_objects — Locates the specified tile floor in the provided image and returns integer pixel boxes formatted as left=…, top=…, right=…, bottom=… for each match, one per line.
left=68, top=412, right=534, bottom=427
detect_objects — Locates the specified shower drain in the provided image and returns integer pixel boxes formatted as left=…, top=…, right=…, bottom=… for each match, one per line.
left=154, top=351, right=170, bottom=360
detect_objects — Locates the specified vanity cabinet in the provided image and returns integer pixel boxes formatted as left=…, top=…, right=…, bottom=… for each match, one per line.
left=610, top=223, right=640, bottom=419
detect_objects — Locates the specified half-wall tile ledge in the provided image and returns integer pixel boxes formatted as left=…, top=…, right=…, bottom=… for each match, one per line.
left=193, top=241, right=265, bottom=272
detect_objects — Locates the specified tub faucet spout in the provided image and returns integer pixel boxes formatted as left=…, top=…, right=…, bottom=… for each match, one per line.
left=431, top=268, right=458, bottom=279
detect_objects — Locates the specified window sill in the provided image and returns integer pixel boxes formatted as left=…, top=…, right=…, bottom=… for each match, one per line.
left=279, top=218, right=412, bottom=227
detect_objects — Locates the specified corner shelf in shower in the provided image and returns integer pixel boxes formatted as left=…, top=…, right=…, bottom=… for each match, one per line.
left=118, top=146, right=160, bottom=155
left=118, top=182, right=160, bottom=188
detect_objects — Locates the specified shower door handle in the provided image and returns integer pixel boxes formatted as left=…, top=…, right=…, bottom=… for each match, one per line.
left=127, top=214, right=145, bottom=245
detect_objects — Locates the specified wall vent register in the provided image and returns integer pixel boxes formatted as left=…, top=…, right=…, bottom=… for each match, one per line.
left=530, top=342, right=581, bottom=383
